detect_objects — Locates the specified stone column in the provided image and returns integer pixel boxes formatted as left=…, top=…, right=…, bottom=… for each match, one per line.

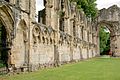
left=113, top=34, right=120, bottom=57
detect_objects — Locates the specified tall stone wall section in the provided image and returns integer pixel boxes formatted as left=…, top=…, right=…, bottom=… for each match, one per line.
left=29, top=0, right=98, bottom=71
left=0, top=0, right=98, bottom=71
left=97, top=5, right=120, bottom=57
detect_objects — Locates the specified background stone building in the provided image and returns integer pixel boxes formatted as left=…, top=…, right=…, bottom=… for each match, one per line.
left=0, top=0, right=99, bottom=71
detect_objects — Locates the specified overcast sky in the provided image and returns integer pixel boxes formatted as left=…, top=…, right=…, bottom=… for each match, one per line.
left=36, top=0, right=120, bottom=12
left=36, top=0, right=44, bottom=12
left=96, top=0, right=120, bottom=9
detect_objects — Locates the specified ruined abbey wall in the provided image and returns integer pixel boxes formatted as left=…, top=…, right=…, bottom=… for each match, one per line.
left=0, top=0, right=98, bottom=71
left=97, top=5, right=120, bottom=57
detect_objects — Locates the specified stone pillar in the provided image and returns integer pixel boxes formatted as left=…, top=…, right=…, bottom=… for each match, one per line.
left=113, top=34, right=120, bottom=56
left=44, top=0, right=53, bottom=26
left=50, top=0, right=59, bottom=30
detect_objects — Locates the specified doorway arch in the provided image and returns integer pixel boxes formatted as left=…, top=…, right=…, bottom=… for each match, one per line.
left=97, top=22, right=115, bottom=56
left=0, top=5, right=14, bottom=68
left=0, top=20, right=8, bottom=67
left=96, top=5, right=120, bottom=56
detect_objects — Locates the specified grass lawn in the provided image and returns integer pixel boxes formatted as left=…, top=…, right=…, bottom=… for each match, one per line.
left=1, top=57, right=120, bottom=80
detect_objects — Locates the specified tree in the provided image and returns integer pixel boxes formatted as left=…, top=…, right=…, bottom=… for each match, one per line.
left=70, top=0, right=98, bottom=18
left=99, top=27, right=110, bottom=55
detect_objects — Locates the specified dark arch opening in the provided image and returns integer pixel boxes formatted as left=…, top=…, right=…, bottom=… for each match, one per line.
left=0, top=20, right=8, bottom=68
left=5, top=0, right=9, bottom=2
left=99, top=26, right=110, bottom=55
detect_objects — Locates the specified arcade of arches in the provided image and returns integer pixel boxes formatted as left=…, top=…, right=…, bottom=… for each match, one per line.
left=0, top=0, right=120, bottom=72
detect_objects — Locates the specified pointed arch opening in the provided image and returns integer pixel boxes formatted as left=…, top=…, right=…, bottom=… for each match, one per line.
left=16, top=19, right=28, bottom=66
left=98, top=22, right=115, bottom=56
left=0, top=20, right=8, bottom=68
left=99, top=26, right=110, bottom=55
left=0, top=5, right=14, bottom=68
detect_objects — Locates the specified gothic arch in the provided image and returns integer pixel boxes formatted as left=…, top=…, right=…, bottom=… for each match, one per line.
left=16, top=19, right=28, bottom=65
left=96, top=5, right=120, bottom=56
left=17, top=19, right=28, bottom=41
left=0, top=5, right=14, bottom=67
left=32, top=25, right=41, bottom=44
left=32, top=26, right=41, bottom=36
left=96, top=22, right=118, bottom=56
left=96, top=21, right=116, bottom=35
left=0, top=5, right=14, bottom=43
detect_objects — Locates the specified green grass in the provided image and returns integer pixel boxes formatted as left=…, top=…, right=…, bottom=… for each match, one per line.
left=1, top=58, right=120, bottom=80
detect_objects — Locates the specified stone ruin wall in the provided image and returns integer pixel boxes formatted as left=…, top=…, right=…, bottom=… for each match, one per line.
left=97, top=5, right=120, bottom=57
left=0, top=0, right=98, bottom=71
left=29, top=0, right=98, bottom=71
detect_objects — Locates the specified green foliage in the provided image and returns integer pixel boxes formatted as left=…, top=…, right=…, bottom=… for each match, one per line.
left=99, top=27, right=110, bottom=55
left=0, top=60, right=5, bottom=68
left=70, top=0, right=98, bottom=18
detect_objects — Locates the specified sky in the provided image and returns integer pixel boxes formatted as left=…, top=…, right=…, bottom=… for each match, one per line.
left=36, top=0, right=120, bottom=12
left=96, top=0, right=120, bottom=9
left=36, top=0, right=44, bottom=12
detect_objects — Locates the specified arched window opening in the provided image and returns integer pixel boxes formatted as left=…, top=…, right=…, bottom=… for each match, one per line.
left=73, top=21, right=76, bottom=37
left=42, top=37, right=45, bottom=43
left=5, top=0, right=9, bottom=2
left=59, top=0, right=65, bottom=32
left=59, top=18, right=65, bottom=32
left=81, top=26, right=84, bottom=40
left=0, top=20, right=8, bottom=68
left=36, top=0, right=45, bottom=23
